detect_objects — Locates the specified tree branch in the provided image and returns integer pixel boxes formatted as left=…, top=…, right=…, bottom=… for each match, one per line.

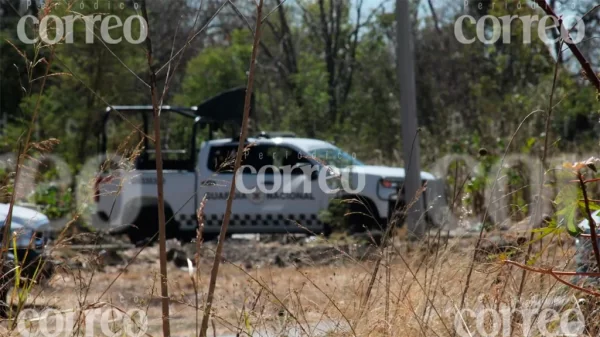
left=578, top=172, right=600, bottom=273
left=503, top=260, right=600, bottom=297
left=534, top=0, right=600, bottom=91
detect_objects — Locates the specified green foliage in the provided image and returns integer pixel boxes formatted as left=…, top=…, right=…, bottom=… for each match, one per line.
left=1, top=0, right=599, bottom=228
left=5, top=0, right=147, bottom=171
left=555, top=184, right=584, bottom=237
left=175, top=29, right=253, bottom=106
left=318, top=198, right=348, bottom=232
left=283, top=52, right=330, bottom=137
left=28, top=185, right=73, bottom=220
left=0, top=168, right=14, bottom=203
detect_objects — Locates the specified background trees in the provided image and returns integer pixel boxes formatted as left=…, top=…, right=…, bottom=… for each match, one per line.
left=1, top=0, right=599, bottom=221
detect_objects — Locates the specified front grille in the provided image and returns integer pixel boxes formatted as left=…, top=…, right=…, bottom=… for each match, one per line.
left=388, top=199, right=406, bottom=226
left=394, top=180, right=427, bottom=201
left=388, top=179, right=428, bottom=225
left=33, top=231, right=47, bottom=248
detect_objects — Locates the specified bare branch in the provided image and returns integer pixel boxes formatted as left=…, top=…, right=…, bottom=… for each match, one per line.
left=227, top=0, right=254, bottom=33
left=261, top=0, right=288, bottom=23
left=157, top=0, right=230, bottom=75
left=534, top=0, right=600, bottom=91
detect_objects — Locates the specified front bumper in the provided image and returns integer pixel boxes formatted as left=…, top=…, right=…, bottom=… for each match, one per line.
left=387, top=194, right=406, bottom=225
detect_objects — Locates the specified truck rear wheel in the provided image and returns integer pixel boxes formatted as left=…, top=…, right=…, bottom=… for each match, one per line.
left=322, top=223, right=332, bottom=238
left=127, top=205, right=177, bottom=245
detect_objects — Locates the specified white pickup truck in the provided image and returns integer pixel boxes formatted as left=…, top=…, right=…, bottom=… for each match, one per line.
left=93, top=132, right=445, bottom=244
left=92, top=90, right=445, bottom=244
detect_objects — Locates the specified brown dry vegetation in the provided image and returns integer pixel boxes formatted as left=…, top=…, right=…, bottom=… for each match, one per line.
left=0, top=228, right=591, bottom=337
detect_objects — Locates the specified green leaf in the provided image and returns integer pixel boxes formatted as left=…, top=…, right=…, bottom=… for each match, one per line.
left=521, top=137, right=536, bottom=153
left=588, top=202, right=600, bottom=212
left=555, top=184, right=584, bottom=237
left=244, top=311, right=252, bottom=335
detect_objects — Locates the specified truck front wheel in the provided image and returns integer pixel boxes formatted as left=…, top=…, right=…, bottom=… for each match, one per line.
left=343, top=195, right=382, bottom=234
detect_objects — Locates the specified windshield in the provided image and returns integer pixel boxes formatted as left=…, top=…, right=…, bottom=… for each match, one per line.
left=308, top=147, right=364, bottom=168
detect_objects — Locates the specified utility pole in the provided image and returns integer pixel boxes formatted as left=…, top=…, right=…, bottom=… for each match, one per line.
left=396, top=0, right=424, bottom=238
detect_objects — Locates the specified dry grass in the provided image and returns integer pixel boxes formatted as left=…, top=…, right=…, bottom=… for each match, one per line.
left=0, top=230, right=588, bottom=337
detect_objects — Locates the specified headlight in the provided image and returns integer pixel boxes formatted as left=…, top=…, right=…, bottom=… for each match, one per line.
left=326, top=176, right=341, bottom=190
left=11, top=228, right=44, bottom=250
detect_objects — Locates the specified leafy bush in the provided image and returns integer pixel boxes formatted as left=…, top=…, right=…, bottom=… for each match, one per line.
left=0, top=168, right=13, bottom=203
left=28, top=185, right=73, bottom=220
left=318, top=198, right=348, bottom=232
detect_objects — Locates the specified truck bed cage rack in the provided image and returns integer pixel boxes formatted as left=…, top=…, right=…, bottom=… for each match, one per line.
left=97, top=87, right=254, bottom=171
left=145, top=149, right=187, bottom=154
left=105, top=105, right=196, bottom=118
left=255, top=131, right=297, bottom=138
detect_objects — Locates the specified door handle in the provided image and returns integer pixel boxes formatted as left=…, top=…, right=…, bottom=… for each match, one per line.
left=200, top=180, right=217, bottom=186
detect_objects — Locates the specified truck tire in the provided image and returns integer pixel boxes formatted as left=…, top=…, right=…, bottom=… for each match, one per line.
left=343, top=195, right=381, bottom=234
left=322, top=223, right=332, bottom=238
left=127, top=205, right=177, bottom=245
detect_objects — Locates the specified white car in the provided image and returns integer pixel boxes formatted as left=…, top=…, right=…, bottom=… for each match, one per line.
left=0, top=203, right=54, bottom=309
left=93, top=132, right=446, bottom=244
left=0, top=203, right=51, bottom=241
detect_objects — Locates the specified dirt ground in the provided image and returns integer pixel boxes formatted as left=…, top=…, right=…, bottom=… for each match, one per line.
left=0, top=227, right=588, bottom=337
left=3, top=234, right=387, bottom=336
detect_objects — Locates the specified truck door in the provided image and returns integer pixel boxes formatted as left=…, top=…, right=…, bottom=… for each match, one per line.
left=260, top=145, right=325, bottom=234
left=197, top=143, right=273, bottom=234
left=196, top=143, right=325, bottom=235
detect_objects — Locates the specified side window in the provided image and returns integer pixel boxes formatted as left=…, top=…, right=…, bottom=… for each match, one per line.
left=267, top=146, right=312, bottom=174
left=207, top=144, right=312, bottom=174
left=207, top=144, right=277, bottom=173
left=207, top=145, right=238, bottom=172
left=243, top=145, right=274, bottom=172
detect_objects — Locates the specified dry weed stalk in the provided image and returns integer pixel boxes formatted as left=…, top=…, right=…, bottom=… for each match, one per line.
left=138, top=1, right=171, bottom=336
left=512, top=39, right=564, bottom=332
left=199, top=1, right=265, bottom=336
left=194, top=194, right=207, bottom=337
left=0, top=2, right=63, bottom=325
left=0, top=48, right=56, bottom=268
left=504, top=164, right=600, bottom=298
